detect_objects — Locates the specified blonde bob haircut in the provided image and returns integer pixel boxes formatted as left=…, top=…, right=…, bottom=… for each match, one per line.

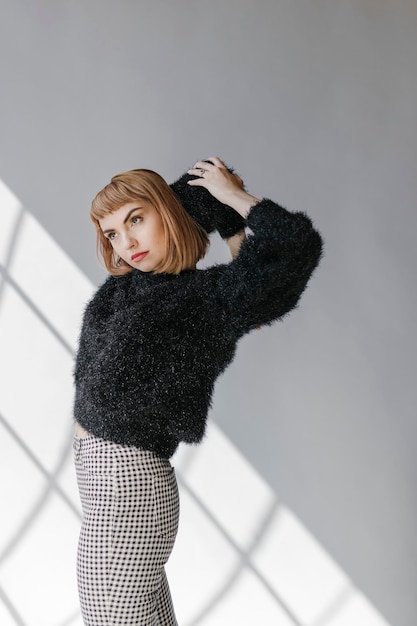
left=91, top=169, right=210, bottom=276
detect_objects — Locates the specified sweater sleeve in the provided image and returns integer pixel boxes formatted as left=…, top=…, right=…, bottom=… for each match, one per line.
left=210, top=198, right=323, bottom=336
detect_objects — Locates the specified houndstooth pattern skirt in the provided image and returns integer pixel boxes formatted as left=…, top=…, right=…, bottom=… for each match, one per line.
left=73, top=432, right=180, bottom=626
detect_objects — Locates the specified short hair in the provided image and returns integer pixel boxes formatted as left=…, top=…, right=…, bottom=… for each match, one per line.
left=91, top=169, right=210, bottom=276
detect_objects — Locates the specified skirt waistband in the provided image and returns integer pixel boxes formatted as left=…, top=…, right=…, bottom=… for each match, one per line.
left=73, top=430, right=172, bottom=476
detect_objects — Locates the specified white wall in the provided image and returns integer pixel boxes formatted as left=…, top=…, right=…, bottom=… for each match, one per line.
left=0, top=1, right=416, bottom=625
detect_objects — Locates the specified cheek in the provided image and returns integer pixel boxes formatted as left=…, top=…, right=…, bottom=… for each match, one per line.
left=108, top=240, right=123, bottom=260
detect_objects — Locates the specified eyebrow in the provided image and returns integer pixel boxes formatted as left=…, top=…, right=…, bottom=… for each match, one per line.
left=102, top=206, right=144, bottom=234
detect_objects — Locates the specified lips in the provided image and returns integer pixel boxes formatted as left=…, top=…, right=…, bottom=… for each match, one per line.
left=131, top=251, right=149, bottom=262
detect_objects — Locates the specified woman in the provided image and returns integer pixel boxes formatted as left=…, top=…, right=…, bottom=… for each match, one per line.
left=73, top=156, right=323, bottom=625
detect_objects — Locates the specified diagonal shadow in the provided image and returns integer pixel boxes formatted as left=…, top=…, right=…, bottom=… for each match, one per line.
left=311, top=585, right=355, bottom=626
left=0, top=585, right=27, bottom=626
left=0, top=201, right=24, bottom=308
left=0, top=414, right=81, bottom=567
left=0, top=264, right=74, bottom=356
left=178, top=475, right=302, bottom=626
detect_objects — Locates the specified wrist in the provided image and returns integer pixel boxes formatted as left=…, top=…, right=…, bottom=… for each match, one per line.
left=224, top=189, right=261, bottom=218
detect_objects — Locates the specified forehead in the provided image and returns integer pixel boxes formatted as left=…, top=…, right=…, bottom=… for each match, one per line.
left=99, top=200, right=152, bottom=229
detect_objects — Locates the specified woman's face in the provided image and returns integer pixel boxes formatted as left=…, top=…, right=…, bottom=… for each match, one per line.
left=99, top=201, right=167, bottom=272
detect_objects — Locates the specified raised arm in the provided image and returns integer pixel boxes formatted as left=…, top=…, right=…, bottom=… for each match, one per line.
left=185, top=157, right=323, bottom=337
left=225, top=230, right=246, bottom=259
left=213, top=198, right=323, bottom=337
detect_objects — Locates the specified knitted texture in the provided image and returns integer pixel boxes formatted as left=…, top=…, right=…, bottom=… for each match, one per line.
left=74, top=199, right=323, bottom=458
left=170, top=163, right=246, bottom=238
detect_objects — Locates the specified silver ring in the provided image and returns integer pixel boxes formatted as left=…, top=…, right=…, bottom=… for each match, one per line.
left=199, top=168, right=205, bottom=176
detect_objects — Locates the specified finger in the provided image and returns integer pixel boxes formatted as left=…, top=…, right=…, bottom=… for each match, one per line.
left=187, top=164, right=219, bottom=179
left=187, top=168, right=208, bottom=179
left=206, top=156, right=225, bottom=168
left=187, top=177, right=207, bottom=187
left=190, top=160, right=216, bottom=172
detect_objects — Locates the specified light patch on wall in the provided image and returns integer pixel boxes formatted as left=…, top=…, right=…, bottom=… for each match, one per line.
left=0, top=180, right=22, bottom=266
left=169, top=425, right=391, bottom=626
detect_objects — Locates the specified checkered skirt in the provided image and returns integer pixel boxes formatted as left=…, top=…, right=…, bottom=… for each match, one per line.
left=73, top=433, right=179, bottom=625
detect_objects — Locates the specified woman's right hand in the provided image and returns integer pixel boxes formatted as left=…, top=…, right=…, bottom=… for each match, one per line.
left=187, top=157, right=259, bottom=218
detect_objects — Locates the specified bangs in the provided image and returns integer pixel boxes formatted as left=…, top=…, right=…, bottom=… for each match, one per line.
left=91, top=181, right=146, bottom=220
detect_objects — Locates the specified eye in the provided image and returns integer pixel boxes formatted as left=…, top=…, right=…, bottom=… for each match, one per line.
left=131, top=215, right=142, bottom=225
left=106, top=231, right=117, bottom=241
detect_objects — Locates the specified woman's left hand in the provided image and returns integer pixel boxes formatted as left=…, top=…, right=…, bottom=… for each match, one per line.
left=188, top=157, right=260, bottom=218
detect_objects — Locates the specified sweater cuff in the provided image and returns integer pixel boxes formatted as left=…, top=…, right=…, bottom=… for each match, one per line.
left=246, top=199, right=314, bottom=241
left=170, top=170, right=246, bottom=239
left=215, top=204, right=246, bottom=239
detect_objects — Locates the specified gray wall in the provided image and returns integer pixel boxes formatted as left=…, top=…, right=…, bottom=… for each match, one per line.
left=1, top=1, right=416, bottom=625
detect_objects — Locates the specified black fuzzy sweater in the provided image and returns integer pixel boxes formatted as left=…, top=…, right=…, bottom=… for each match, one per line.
left=74, top=192, right=323, bottom=458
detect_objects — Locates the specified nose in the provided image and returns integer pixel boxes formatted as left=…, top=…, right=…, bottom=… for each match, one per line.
left=121, top=232, right=137, bottom=250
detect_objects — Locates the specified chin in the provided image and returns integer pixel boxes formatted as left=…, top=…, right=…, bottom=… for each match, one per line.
left=125, top=258, right=155, bottom=272
left=137, top=262, right=157, bottom=273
